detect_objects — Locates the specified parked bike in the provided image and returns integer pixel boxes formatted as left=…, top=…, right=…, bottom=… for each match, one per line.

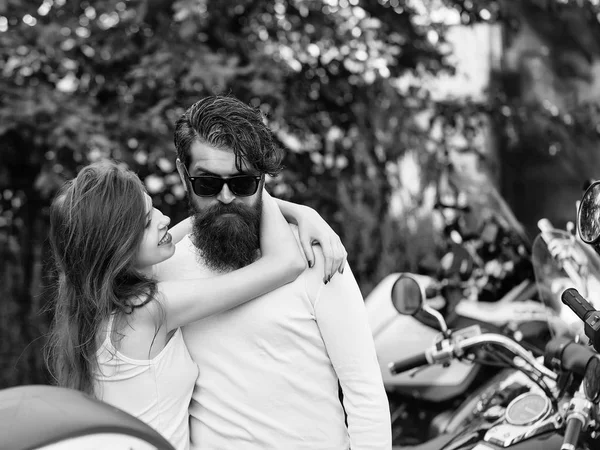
left=389, top=272, right=600, bottom=450
left=384, top=181, right=600, bottom=449
left=367, top=193, right=549, bottom=445
left=0, top=384, right=175, bottom=450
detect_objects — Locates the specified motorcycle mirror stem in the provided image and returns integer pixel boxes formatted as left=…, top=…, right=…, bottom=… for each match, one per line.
left=391, top=274, right=450, bottom=338
left=423, top=303, right=450, bottom=338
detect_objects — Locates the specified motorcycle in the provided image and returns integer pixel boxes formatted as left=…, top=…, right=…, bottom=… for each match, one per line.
left=384, top=180, right=600, bottom=449
left=367, top=186, right=549, bottom=445
left=368, top=270, right=553, bottom=445
left=389, top=273, right=600, bottom=450
left=0, top=384, right=175, bottom=450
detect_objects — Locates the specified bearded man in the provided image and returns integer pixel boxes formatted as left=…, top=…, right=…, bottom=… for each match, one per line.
left=156, top=95, right=391, bottom=450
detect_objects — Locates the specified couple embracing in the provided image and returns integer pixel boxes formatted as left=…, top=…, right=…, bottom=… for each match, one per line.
left=46, top=95, right=391, bottom=450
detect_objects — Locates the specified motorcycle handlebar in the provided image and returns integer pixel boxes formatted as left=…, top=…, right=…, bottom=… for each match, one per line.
left=561, top=416, right=584, bottom=450
left=389, top=332, right=558, bottom=381
left=389, top=352, right=429, bottom=375
left=561, top=288, right=600, bottom=354
left=561, top=288, right=595, bottom=323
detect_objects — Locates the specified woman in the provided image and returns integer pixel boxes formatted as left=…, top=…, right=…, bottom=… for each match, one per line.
left=45, top=160, right=346, bottom=449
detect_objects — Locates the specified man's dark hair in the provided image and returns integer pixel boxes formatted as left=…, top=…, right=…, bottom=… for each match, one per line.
left=174, top=95, right=284, bottom=175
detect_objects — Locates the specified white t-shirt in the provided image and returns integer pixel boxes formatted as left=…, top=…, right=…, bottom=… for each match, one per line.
left=156, top=232, right=391, bottom=450
left=94, top=314, right=199, bottom=450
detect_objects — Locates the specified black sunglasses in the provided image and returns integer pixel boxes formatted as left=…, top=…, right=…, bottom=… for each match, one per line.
left=182, top=165, right=262, bottom=197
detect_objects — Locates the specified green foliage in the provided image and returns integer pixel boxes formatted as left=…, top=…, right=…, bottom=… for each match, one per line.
left=4, top=0, right=600, bottom=388
left=0, top=0, right=453, bottom=280
left=0, top=0, right=465, bottom=388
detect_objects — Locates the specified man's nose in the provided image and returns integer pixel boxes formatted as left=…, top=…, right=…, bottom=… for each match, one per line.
left=216, top=183, right=235, bottom=204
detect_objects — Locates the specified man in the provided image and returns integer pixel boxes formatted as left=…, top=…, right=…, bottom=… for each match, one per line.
left=157, top=95, right=391, bottom=449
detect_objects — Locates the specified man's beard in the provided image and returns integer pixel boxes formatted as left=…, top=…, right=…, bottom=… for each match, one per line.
left=189, top=197, right=262, bottom=272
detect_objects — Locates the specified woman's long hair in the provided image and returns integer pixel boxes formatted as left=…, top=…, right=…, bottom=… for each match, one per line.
left=45, top=160, right=157, bottom=395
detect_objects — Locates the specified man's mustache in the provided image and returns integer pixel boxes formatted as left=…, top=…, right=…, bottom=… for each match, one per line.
left=196, top=201, right=252, bottom=218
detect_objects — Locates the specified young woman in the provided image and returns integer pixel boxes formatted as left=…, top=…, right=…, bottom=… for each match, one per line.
left=45, top=160, right=346, bottom=450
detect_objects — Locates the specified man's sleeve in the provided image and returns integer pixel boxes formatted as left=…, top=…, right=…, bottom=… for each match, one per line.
left=311, top=264, right=392, bottom=450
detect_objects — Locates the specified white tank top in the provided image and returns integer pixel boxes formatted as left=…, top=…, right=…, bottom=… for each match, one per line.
left=94, top=314, right=198, bottom=450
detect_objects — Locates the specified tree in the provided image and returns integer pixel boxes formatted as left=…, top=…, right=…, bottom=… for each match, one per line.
left=6, top=0, right=600, bottom=388
left=0, top=0, right=464, bottom=387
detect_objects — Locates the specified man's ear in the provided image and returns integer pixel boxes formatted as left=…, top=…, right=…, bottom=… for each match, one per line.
left=175, top=158, right=188, bottom=193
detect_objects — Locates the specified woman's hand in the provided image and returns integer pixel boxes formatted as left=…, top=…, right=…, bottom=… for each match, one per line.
left=283, top=202, right=347, bottom=284
left=298, top=208, right=347, bottom=284
left=260, top=190, right=307, bottom=278
left=272, top=196, right=348, bottom=284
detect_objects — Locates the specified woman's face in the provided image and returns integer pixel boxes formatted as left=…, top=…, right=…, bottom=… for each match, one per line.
left=134, top=193, right=176, bottom=273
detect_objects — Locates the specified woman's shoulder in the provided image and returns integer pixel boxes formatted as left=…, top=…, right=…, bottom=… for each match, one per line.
left=105, top=299, right=171, bottom=360
left=130, top=293, right=163, bottom=322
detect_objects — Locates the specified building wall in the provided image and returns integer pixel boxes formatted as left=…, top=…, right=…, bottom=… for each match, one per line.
left=500, top=17, right=600, bottom=238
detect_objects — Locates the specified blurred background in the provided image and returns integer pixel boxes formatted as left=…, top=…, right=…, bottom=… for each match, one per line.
left=2, top=0, right=600, bottom=389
